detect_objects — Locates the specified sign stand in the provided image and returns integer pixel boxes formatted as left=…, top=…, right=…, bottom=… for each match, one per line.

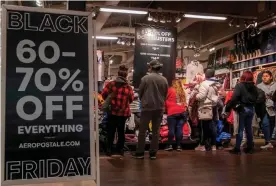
left=1, top=5, right=99, bottom=186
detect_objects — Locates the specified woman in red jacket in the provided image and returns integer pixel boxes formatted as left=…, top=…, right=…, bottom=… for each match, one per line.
left=165, top=85, right=187, bottom=151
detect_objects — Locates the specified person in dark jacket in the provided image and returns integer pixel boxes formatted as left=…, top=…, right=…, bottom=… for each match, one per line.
left=101, top=65, right=134, bottom=157
left=133, top=60, right=168, bottom=160
left=225, top=71, right=258, bottom=154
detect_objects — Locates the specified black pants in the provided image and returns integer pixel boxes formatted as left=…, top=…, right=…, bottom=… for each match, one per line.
left=200, top=120, right=217, bottom=147
left=107, top=115, right=128, bottom=154
left=136, top=110, right=163, bottom=154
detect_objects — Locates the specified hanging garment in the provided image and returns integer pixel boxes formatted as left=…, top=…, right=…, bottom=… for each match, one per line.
left=186, top=60, right=204, bottom=84
left=126, top=114, right=135, bottom=130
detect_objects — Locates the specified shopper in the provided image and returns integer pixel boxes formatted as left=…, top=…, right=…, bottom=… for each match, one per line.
left=195, top=69, right=221, bottom=151
left=101, top=65, right=134, bottom=157
left=257, top=70, right=276, bottom=149
left=225, top=71, right=258, bottom=154
left=133, top=60, right=168, bottom=160
left=164, top=81, right=187, bottom=152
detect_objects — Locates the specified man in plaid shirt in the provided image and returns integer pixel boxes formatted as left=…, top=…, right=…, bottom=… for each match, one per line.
left=101, top=65, right=134, bottom=156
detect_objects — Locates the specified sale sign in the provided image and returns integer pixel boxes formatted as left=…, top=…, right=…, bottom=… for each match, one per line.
left=1, top=6, right=95, bottom=184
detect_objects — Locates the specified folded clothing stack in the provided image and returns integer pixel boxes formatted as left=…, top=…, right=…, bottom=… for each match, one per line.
left=130, top=99, right=141, bottom=113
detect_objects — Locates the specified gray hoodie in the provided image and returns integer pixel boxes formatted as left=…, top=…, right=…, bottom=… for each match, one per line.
left=139, top=72, right=168, bottom=111
left=257, top=82, right=276, bottom=116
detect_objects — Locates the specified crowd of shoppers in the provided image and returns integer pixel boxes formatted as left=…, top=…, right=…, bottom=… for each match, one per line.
left=101, top=60, right=276, bottom=159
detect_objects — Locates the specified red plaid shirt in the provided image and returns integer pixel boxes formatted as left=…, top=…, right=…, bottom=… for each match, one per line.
left=101, top=81, right=134, bottom=117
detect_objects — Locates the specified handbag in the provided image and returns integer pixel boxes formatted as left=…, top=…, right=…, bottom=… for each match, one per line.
left=198, top=106, right=213, bottom=120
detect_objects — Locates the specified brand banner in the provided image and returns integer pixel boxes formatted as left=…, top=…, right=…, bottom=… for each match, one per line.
left=1, top=6, right=95, bottom=183
left=133, top=26, right=177, bottom=88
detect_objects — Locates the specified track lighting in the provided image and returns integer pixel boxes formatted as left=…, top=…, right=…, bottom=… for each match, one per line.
left=121, top=40, right=125, bottom=45
left=117, top=39, right=121, bottom=44
left=175, top=16, right=181, bottom=23
left=236, top=19, right=240, bottom=28
left=253, top=21, right=258, bottom=28
left=177, top=44, right=182, bottom=49
left=160, top=17, right=166, bottom=24
left=244, top=20, right=250, bottom=28
left=183, top=42, right=188, bottom=49
left=126, top=40, right=131, bottom=46
left=209, top=47, right=215, bottom=52
left=148, top=13, right=153, bottom=21
left=256, top=28, right=261, bottom=35
left=109, top=59, right=113, bottom=64
left=132, top=41, right=135, bottom=46
left=229, top=19, right=234, bottom=27
left=166, top=17, right=172, bottom=23
left=153, top=17, right=159, bottom=23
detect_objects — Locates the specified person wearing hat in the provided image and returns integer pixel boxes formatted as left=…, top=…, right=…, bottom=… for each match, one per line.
left=133, top=60, right=168, bottom=159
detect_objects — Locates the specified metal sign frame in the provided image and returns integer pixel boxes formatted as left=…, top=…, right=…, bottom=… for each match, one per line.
left=1, top=5, right=99, bottom=186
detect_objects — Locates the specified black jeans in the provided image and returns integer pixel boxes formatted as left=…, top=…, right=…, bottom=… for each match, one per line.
left=107, top=115, right=128, bottom=154
left=200, top=120, right=217, bottom=147
left=167, top=112, right=188, bottom=146
left=136, top=110, right=163, bottom=155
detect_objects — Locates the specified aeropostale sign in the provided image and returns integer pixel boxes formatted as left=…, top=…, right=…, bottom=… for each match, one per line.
left=1, top=6, right=95, bottom=184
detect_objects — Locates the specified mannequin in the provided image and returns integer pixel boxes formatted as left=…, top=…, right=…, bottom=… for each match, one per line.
left=186, top=60, right=204, bottom=84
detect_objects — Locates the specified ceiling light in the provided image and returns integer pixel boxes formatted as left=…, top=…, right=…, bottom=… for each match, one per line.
left=121, top=40, right=125, bottom=45
left=229, top=19, right=234, bottom=27
left=109, top=60, right=113, bottom=64
left=250, top=29, right=256, bottom=37
left=36, top=0, right=43, bottom=7
left=148, top=13, right=153, bottom=21
left=183, top=42, right=188, bottom=49
left=177, top=44, right=182, bottom=49
left=153, top=17, right=159, bottom=23
left=193, top=42, right=197, bottom=49
left=244, top=20, right=249, bottom=28
left=209, top=47, right=215, bottom=52
left=132, top=41, right=135, bottom=46
left=93, top=36, right=118, bottom=40
left=126, top=40, right=131, bottom=46
left=253, top=21, right=258, bottom=27
left=132, top=69, right=134, bottom=72
left=184, top=14, right=227, bottom=20
left=167, top=17, right=172, bottom=23
left=160, top=17, right=166, bottom=24
left=256, top=28, right=261, bottom=35
left=99, top=8, right=148, bottom=15
left=175, top=16, right=181, bottom=23
left=117, top=39, right=121, bottom=44
left=236, top=19, right=240, bottom=28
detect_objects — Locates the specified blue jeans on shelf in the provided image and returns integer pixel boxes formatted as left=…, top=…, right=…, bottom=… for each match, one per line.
left=167, top=112, right=188, bottom=146
left=235, top=107, right=254, bottom=149
left=262, top=113, right=275, bottom=142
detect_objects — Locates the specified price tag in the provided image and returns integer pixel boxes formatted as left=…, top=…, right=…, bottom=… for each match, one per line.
left=1, top=6, right=95, bottom=184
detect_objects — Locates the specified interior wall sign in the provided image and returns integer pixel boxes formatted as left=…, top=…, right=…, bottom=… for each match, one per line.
left=1, top=5, right=97, bottom=185
left=133, top=26, right=177, bottom=88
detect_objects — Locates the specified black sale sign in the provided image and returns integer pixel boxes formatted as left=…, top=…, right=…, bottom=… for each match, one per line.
left=1, top=6, right=95, bottom=183
left=133, top=26, right=177, bottom=88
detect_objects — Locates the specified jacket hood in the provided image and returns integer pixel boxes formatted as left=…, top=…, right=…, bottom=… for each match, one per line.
left=167, top=88, right=177, bottom=102
left=115, top=76, right=128, bottom=84
left=206, top=78, right=222, bottom=91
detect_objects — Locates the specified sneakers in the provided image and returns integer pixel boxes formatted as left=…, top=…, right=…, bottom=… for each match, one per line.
left=176, top=146, right=182, bottom=152
left=212, top=145, right=217, bottom=151
left=260, top=142, right=274, bottom=150
left=164, top=145, right=173, bottom=151
left=195, top=145, right=205, bottom=151
left=149, top=152, right=156, bottom=160
left=244, top=147, right=254, bottom=154
left=229, top=148, right=241, bottom=155
left=132, top=152, right=144, bottom=159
